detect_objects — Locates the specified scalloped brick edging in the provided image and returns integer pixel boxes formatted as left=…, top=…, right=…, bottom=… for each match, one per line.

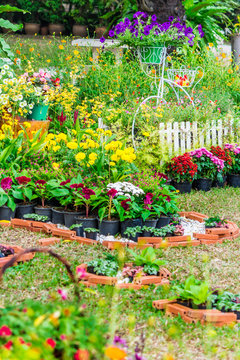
left=0, top=244, right=35, bottom=268
left=152, top=299, right=237, bottom=327
left=76, top=263, right=171, bottom=289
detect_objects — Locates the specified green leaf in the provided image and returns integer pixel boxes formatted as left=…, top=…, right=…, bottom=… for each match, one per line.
left=0, top=5, right=29, bottom=13
left=7, top=197, right=16, bottom=211
left=0, top=19, right=23, bottom=31
left=23, top=187, right=32, bottom=201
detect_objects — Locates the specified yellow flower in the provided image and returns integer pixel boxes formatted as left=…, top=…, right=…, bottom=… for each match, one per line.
left=142, top=131, right=150, bottom=137
left=72, top=129, right=77, bottom=135
left=75, top=152, right=86, bottom=162
left=53, top=145, right=61, bottom=152
left=89, top=152, right=97, bottom=161
left=29, top=47, right=34, bottom=52
left=88, top=160, right=95, bottom=165
left=104, top=130, right=112, bottom=136
left=47, top=59, right=51, bottom=63
left=105, top=346, right=127, bottom=360
left=52, top=162, right=60, bottom=169
left=0, top=134, right=5, bottom=140
left=96, top=128, right=104, bottom=133
left=228, top=69, right=233, bottom=74
left=73, top=50, right=79, bottom=56
left=110, top=162, right=115, bottom=166
left=67, top=141, right=78, bottom=150
left=23, top=121, right=31, bottom=129
left=221, top=52, right=226, bottom=58
left=59, top=45, right=64, bottom=50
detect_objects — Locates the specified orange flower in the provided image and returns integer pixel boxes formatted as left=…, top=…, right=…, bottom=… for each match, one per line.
left=16, top=49, right=20, bottom=55
left=74, top=349, right=89, bottom=360
left=29, top=47, right=34, bottom=52
left=105, top=346, right=127, bottom=360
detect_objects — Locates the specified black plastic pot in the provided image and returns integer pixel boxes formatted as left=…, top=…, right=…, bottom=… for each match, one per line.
left=227, top=174, right=240, bottom=188
left=194, top=178, right=212, bottom=192
left=120, top=218, right=142, bottom=237
left=172, top=181, right=192, bottom=194
left=64, top=211, right=84, bottom=228
left=52, top=207, right=65, bottom=225
left=15, top=203, right=36, bottom=219
left=72, top=227, right=84, bottom=237
left=128, top=231, right=142, bottom=242
left=0, top=206, right=16, bottom=221
left=143, top=219, right=158, bottom=237
left=34, top=206, right=52, bottom=221
left=85, top=232, right=98, bottom=240
left=156, top=216, right=171, bottom=229
left=212, top=176, right=227, bottom=188
left=75, top=216, right=98, bottom=230
left=98, top=219, right=120, bottom=236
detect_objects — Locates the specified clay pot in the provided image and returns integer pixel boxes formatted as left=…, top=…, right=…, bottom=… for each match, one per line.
left=24, top=23, right=40, bottom=35
left=72, top=24, right=88, bottom=37
left=48, top=24, right=64, bottom=36
left=95, top=26, right=107, bottom=39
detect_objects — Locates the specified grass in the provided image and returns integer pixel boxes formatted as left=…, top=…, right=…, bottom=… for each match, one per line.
left=1, top=187, right=240, bottom=359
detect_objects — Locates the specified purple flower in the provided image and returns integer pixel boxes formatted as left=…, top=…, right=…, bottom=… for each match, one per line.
left=109, top=29, right=115, bottom=37
left=169, top=16, right=174, bottom=22
left=113, top=336, right=127, bottom=347
left=100, top=36, right=105, bottom=43
left=151, top=14, right=157, bottom=22
left=1, top=177, right=12, bottom=191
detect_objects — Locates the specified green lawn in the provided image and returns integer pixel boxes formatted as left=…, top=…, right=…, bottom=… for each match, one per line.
left=1, top=187, right=240, bottom=359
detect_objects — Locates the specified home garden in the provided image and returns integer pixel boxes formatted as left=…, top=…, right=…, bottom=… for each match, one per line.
left=0, top=2, right=240, bottom=359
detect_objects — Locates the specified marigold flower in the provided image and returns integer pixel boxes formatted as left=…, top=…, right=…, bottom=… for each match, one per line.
left=105, top=346, right=127, bottom=360
left=75, top=152, right=86, bottom=162
left=67, top=141, right=78, bottom=150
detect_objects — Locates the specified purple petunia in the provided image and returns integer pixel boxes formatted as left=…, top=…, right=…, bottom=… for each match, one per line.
left=100, top=36, right=105, bottom=43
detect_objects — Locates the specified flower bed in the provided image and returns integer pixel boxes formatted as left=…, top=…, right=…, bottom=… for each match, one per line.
left=0, top=243, right=35, bottom=268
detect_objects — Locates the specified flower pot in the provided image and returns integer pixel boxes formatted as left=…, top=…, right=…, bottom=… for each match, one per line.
left=95, top=26, right=107, bottom=39
left=49, top=24, right=64, bottom=36
left=52, top=207, right=65, bottom=224
left=64, top=211, right=84, bottom=229
left=72, top=24, right=88, bottom=37
left=24, top=23, right=40, bottom=35
left=41, top=26, right=48, bottom=36
left=34, top=206, right=52, bottom=221
left=16, top=203, right=36, bottom=219
left=128, top=231, right=143, bottom=242
left=194, top=178, right=212, bottom=192
left=72, top=226, right=84, bottom=237
left=120, top=218, right=142, bottom=237
left=0, top=206, right=16, bottom=221
left=143, top=219, right=158, bottom=237
left=74, top=216, right=98, bottom=230
left=27, top=105, right=49, bottom=121
left=85, top=232, right=98, bottom=240
left=227, top=174, right=240, bottom=188
left=139, top=45, right=164, bottom=64
left=156, top=216, right=171, bottom=229
left=212, top=176, right=227, bottom=188
left=172, top=181, right=192, bottom=194
left=16, top=119, right=50, bottom=140
left=98, top=219, right=120, bottom=236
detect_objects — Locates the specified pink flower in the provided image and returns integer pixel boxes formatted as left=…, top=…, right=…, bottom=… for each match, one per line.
left=3, top=340, right=13, bottom=350
left=46, top=338, right=56, bottom=349
left=1, top=177, right=12, bottom=191
left=16, top=176, right=31, bottom=185
left=77, top=267, right=87, bottom=279
left=57, top=288, right=68, bottom=300
left=60, top=179, right=71, bottom=186
left=70, top=183, right=84, bottom=190
left=107, top=188, right=118, bottom=198
left=82, top=188, right=95, bottom=200
left=60, top=334, right=67, bottom=341
left=0, top=325, right=12, bottom=336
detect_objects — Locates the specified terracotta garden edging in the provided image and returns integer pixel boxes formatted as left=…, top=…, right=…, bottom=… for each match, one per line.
left=76, top=263, right=171, bottom=289
left=0, top=244, right=35, bottom=268
left=152, top=299, right=237, bottom=327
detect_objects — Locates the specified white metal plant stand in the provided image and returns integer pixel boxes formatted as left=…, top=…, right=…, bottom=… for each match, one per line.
left=132, top=45, right=204, bottom=149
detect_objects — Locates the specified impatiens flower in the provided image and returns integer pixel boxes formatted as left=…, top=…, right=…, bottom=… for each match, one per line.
left=74, top=349, right=89, bottom=360
left=105, top=346, right=127, bottom=360
left=57, top=288, right=68, bottom=300
left=60, top=179, right=71, bottom=186
left=107, top=188, right=118, bottom=198
left=46, top=338, right=56, bottom=349
left=3, top=340, right=13, bottom=350
left=16, top=176, right=31, bottom=185
left=121, top=198, right=131, bottom=211
left=35, top=179, right=47, bottom=187
left=0, top=325, right=12, bottom=336
left=77, top=266, right=87, bottom=279
left=1, top=177, right=12, bottom=191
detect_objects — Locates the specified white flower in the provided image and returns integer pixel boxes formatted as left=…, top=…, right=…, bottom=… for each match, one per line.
left=7, top=108, right=12, bottom=113
left=19, top=102, right=24, bottom=108
left=2, top=100, right=7, bottom=105
left=29, top=103, right=34, bottom=109
left=7, top=71, right=13, bottom=78
left=1, top=69, right=6, bottom=75
left=3, top=79, right=8, bottom=85
left=18, top=94, right=23, bottom=101
left=22, top=100, right=27, bottom=107
left=3, top=64, right=9, bottom=70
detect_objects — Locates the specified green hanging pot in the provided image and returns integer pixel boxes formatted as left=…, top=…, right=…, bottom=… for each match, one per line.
left=28, top=104, right=49, bottom=121
left=139, top=45, right=164, bottom=64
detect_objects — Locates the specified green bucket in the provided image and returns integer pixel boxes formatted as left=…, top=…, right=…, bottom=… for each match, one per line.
left=28, top=104, right=49, bottom=121
left=139, top=45, right=164, bottom=64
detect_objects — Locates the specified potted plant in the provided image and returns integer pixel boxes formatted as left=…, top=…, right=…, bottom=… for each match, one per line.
left=190, top=148, right=225, bottom=191
left=16, top=0, right=41, bottom=35
left=23, top=213, right=49, bottom=222
left=70, top=223, right=84, bottom=237
left=40, top=0, right=65, bottom=35
left=204, top=216, right=228, bottom=229
left=166, top=153, right=198, bottom=193
left=33, top=180, right=52, bottom=221
left=84, top=227, right=99, bottom=240
left=224, top=144, right=240, bottom=187
left=70, top=8, right=88, bottom=37
left=0, top=177, right=16, bottom=221
left=95, top=188, right=120, bottom=236
left=13, top=176, right=37, bottom=219
left=153, top=186, right=179, bottom=229
left=74, top=185, right=99, bottom=230
left=210, top=146, right=232, bottom=187
left=124, top=226, right=142, bottom=242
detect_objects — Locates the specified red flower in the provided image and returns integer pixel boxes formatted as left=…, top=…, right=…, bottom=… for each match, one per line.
left=46, top=338, right=56, bottom=349
left=1, top=177, right=12, bottom=191
left=70, top=183, right=84, bottom=190
left=16, top=176, right=31, bottom=185
left=107, top=188, right=118, bottom=198
left=60, top=179, right=71, bottom=186
left=74, top=349, right=89, bottom=360
left=0, top=325, right=12, bottom=336
left=82, top=188, right=95, bottom=200
left=3, top=340, right=13, bottom=350
left=52, top=77, right=60, bottom=86
left=35, top=179, right=47, bottom=187
left=121, top=198, right=131, bottom=211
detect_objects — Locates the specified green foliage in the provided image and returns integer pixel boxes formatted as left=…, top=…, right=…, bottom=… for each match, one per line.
left=128, top=247, right=166, bottom=274
left=213, top=291, right=240, bottom=312
left=124, top=225, right=141, bottom=237
left=153, top=224, right=176, bottom=237
left=204, top=216, right=228, bottom=227
left=84, top=227, right=99, bottom=233
left=23, top=213, right=48, bottom=221
left=87, top=257, right=118, bottom=276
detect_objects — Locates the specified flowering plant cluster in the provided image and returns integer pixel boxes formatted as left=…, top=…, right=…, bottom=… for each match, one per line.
left=166, top=153, right=198, bottom=183
left=190, top=148, right=225, bottom=180
left=210, top=145, right=232, bottom=174
left=224, top=144, right=240, bottom=175
left=101, top=12, right=204, bottom=47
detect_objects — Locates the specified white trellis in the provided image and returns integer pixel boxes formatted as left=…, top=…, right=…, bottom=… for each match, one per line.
left=158, top=119, right=238, bottom=156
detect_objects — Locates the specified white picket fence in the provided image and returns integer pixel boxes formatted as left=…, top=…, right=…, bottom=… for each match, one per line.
left=159, top=119, right=239, bottom=156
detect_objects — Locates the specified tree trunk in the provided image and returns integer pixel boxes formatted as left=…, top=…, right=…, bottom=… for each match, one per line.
left=138, top=0, right=185, bottom=23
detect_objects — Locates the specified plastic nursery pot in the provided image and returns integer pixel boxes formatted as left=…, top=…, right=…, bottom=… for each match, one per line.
left=85, top=232, right=98, bottom=240
left=27, top=105, right=49, bottom=121
left=16, top=203, right=36, bottom=219
left=52, top=207, right=65, bottom=225
left=172, top=181, right=192, bottom=194
left=72, top=227, right=84, bottom=237
left=227, top=174, right=240, bottom=188
left=34, top=207, right=52, bottom=222
left=0, top=206, right=16, bottom=221
left=98, top=219, right=120, bottom=236
left=143, top=219, right=158, bottom=237
left=129, top=231, right=143, bottom=242
left=64, top=210, right=85, bottom=229
left=75, top=216, right=98, bottom=230
left=156, top=216, right=171, bottom=229
left=193, top=178, right=212, bottom=192
left=120, top=218, right=142, bottom=237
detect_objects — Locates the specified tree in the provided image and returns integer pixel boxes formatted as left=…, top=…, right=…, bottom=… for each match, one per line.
left=137, top=0, right=185, bottom=22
